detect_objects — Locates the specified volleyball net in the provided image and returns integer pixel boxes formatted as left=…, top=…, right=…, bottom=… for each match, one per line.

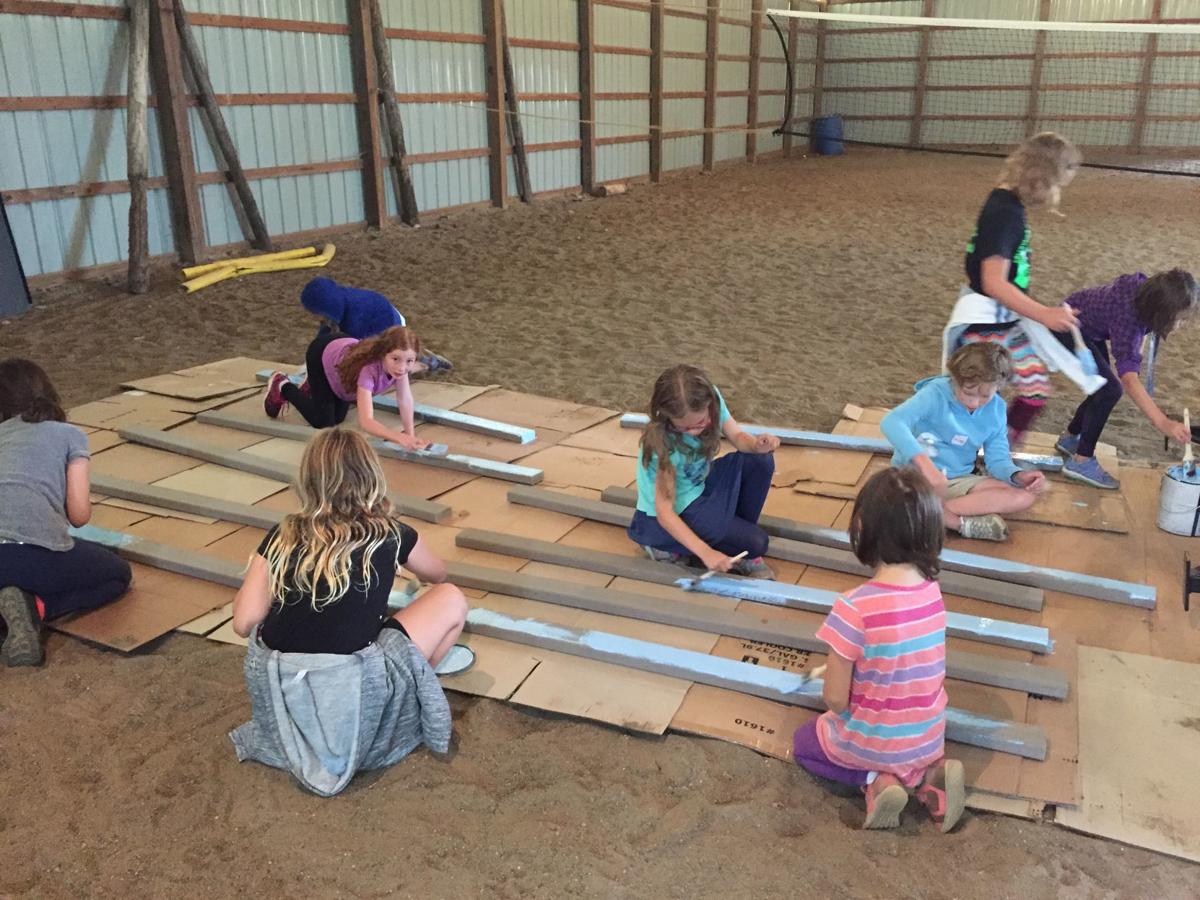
left=766, top=8, right=1200, bottom=176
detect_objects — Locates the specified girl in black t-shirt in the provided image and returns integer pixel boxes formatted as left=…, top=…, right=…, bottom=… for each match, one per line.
left=232, top=427, right=469, bottom=669
left=954, top=132, right=1082, bottom=445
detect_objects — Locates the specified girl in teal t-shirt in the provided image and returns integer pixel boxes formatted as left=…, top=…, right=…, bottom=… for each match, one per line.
left=628, top=365, right=779, bottom=579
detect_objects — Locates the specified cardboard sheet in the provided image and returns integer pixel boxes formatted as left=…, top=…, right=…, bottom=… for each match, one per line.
left=410, top=381, right=499, bottom=409
left=670, top=685, right=811, bottom=761
left=86, top=430, right=124, bottom=454
left=1055, top=647, right=1200, bottom=863
left=124, top=515, right=243, bottom=552
left=152, top=464, right=289, bottom=505
left=439, top=478, right=583, bottom=541
left=206, top=619, right=248, bottom=647
left=202, top=526, right=269, bottom=566
left=91, top=443, right=203, bottom=483
left=165, top=420, right=270, bottom=451
left=771, top=444, right=874, bottom=488
left=122, top=372, right=261, bottom=401
left=456, top=389, right=616, bottom=434
left=87, top=503, right=153, bottom=531
left=176, top=602, right=234, bottom=636
left=100, top=498, right=218, bottom=526
left=1007, top=481, right=1131, bottom=534
left=439, top=634, right=541, bottom=700
left=378, top=457, right=478, bottom=501
left=559, top=417, right=644, bottom=457
left=415, top=422, right=569, bottom=463
left=240, top=437, right=307, bottom=466
left=52, top=563, right=233, bottom=652
left=516, top=445, right=635, bottom=492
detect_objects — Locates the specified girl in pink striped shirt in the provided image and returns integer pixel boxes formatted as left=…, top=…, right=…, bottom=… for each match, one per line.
left=792, top=467, right=965, bottom=831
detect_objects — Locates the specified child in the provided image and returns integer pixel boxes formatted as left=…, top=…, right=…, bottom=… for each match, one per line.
left=263, top=325, right=432, bottom=451
left=627, top=364, right=779, bottom=579
left=229, top=427, right=472, bottom=797
left=1055, top=269, right=1197, bottom=489
left=792, top=466, right=965, bottom=832
left=0, top=358, right=132, bottom=666
left=946, top=131, right=1095, bottom=446
left=880, top=343, right=1046, bottom=541
left=300, top=276, right=452, bottom=374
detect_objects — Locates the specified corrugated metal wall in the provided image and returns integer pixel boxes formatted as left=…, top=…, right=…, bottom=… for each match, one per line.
left=594, top=3, right=651, bottom=182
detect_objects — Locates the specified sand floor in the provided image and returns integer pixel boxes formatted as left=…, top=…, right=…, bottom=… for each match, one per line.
left=2, top=150, right=1199, bottom=897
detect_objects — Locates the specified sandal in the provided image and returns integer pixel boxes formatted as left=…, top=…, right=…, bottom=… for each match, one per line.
left=915, top=759, right=965, bottom=833
left=862, top=774, right=908, bottom=830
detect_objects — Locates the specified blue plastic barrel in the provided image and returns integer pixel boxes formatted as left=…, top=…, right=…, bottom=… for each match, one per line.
left=811, top=115, right=844, bottom=156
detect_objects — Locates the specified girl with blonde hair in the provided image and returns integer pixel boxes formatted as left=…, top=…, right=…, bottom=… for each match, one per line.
left=230, top=427, right=470, bottom=796
left=263, top=325, right=432, bottom=451
left=945, top=132, right=1100, bottom=446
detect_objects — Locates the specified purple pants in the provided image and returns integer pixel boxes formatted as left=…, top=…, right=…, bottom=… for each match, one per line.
left=627, top=451, right=773, bottom=559
left=792, top=717, right=870, bottom=787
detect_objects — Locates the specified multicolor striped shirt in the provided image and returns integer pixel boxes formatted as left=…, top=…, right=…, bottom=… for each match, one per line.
left=815, top=580, right=947, bottom=787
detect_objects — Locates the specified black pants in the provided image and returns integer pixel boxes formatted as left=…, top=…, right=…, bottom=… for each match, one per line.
left=283, top=333, right=351, bottom=428
left=0, top=538, right=132, bottom=618
left=1066, top=337, right=1123, bottom=458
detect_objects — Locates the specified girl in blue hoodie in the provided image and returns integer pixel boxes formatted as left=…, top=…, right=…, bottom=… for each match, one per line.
left=300, top=277, right=452, bottom=374
left=880, top=344, right=1046, bottom=542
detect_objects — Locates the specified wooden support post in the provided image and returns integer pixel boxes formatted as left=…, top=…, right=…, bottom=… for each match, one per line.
left=909, top=0, right=934, bottom=148
left=367, top=0, right=419, bottom=225
left=1132, top=0, right=1163, bottom=153
left=347, top=0, right=387, bottom=228
left=500, top=3, right=532, bottom=203
left=172, top=0, right=272, bottom=251
left=782, top=2, right=798, bottom=157
left=1026, top=0, right=1051, bottom=137
left=702, top=2, right=718, bottom=170
left=481, top=0, right=509, bottom=207
left=649, top=0, right=663, bottom=182
left=147, top=0, right=202, bottom=265
left=578, top=0, right=595, bottom=194
left=125, top=0, right=150, bottom=293
left=812, top=15, right=825, bottom=122
left=746, top=0, right=763, bottom=162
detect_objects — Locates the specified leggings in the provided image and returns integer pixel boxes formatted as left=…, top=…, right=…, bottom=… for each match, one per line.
left=1065, top=337, right=1123, bottom=458
left=283, top=333, right=351, bottom=428
left=960, top=324, right=1049, bottom=439
left=628, top=451, right=773, bottom=559
left=792, top=718, right=870, bottom=787
left=0, top=538, right=132, bottom=618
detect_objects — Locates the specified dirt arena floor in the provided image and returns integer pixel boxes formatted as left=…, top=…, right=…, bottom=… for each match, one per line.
left=3, top=150, right=1199, bottom=898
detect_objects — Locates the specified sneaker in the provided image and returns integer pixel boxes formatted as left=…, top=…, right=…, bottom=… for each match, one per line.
left=862, top=774, right=909, bottom=830
left=732, top=556, right=776, bottom=581
left=0, top=586, right=44, bottom=667
left=420, top=351, right=454, bottom=374
left=915, top=759, right=966, bottom=833
left=642, top=545, right=700, bottom=570
left=263, top=372, right=289, bottom=419
left=957, top=514, right=1009, bottom=541
left=1055, top=433, right=1080, bottom=457
left=1063, top=455, right=1120, bottom=490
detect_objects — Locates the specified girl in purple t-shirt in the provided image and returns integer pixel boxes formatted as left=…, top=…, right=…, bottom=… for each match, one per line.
left=263, top=326, right=431, bottom=451
left=1054, top=269, right=1197, bottom=490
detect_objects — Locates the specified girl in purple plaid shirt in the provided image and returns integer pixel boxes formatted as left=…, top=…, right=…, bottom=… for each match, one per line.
left=1055, top=269, right=1198, bottom=489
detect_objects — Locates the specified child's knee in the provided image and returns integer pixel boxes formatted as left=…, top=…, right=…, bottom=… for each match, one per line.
left=747, top=450, right=775, bottom=475
left=1008, top=486, right=1037, bottom=511
left=749, top=528, right=770, bottom=559
left=439, top=583, right=469, bottom=625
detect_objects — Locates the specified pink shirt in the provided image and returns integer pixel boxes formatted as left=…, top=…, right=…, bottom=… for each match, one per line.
left=815, top=579, right=948, bottom=787
left=321, top=337, right=397, bottom=402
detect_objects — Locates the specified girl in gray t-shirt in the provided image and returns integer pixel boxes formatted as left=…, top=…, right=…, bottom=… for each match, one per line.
left=0, top=359, right=131, bottom=667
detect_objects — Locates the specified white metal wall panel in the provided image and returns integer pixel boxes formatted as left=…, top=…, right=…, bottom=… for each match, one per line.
left=595, top=4, right=651, bottom=46
left=506, top=0, right=577, bottom=42
left=382, top=0, right=483, bottom=35
left=664, top=16, right=706, bottom=54
left=185, top=0, right=348, bottom=23
left=663, top=135, right=704, bottom=170
left=596, top=141, right=650, bottom=182
left=718, top=23, right=751, bottom=57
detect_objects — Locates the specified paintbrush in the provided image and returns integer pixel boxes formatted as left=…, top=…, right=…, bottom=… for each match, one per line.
left=1185, top=408, right=1195, bottom=476
left=679, top=550, right=747, bottom=590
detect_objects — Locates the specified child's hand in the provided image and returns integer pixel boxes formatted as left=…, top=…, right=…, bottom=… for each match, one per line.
left=1014, top=470, right=1047, bottom=493
left=1159, top=417, right=1192, bottom=445
left=1042, top=304, right=1079, bottom=332
left=393, top=434, right=431, bottom=452
left=698, top=548, right=734, bottom=573
left=753, top=433, right=780, bottom=453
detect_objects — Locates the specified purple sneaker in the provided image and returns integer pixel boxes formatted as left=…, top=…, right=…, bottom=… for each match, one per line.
left=263, top=372, right=289, bottom=419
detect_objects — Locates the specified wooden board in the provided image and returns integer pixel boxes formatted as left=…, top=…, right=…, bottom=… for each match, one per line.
left=1007, top=480, right=1131, bottom=534
left=152, top=463, right=289, bottom=505
left=51, top=562, right=233, bottom=652
left=1055, top=647, right=1200, bottom=863
left=456, top=389, right=616, bottom=434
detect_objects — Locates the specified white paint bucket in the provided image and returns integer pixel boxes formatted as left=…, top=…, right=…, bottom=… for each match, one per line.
left=1158, top=464, right=1200, bottom=536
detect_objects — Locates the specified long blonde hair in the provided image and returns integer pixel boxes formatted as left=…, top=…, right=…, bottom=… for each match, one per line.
left=334, top=326, right=421, bottom=393
left=263, top=428, right=405, bottom=609
left=639, top=365, right=722, bottom=503
left=997, top=131, right=1081, bottom=212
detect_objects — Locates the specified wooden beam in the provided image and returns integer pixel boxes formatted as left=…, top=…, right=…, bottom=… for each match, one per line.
left=481, top=0, right=509, bottom=208
left=499, top=2, right=532, bottom=203
left=116, top=425, right=452, bottom=524
left=909, top=0, right=934, bottom=147
left=195, top=409, right=544, bottom=485
left=367, top=0, right=419, bottom=225
left=148, top=0, right=203, bottom=265
left=90, top=473, right=283, bottom=530
left=1132, top=0, right=1163, bottom=153
left=649, top=0, right=664, bottom=183
left=347, top=0, right=387, bottom=228
left=455, top=528, right=1056, bottom=654
left=173, top=0, right=272, bottom=251
left=1026, top=0, right=1051, bottom=137
left=703, top=1, right=718, bottom=170
left=812, top=11, right=826, bottom=123
left=746, top=0, right=763, bottom=162
left=125, top=0, right=151, bottom=293
left=578, top=0, right=596, bottom=195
